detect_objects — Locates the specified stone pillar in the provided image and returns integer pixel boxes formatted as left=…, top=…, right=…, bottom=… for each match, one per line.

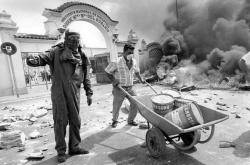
left=0, top=10, right=27, bottom=96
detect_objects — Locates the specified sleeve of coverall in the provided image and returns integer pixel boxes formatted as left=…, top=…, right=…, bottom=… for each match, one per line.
left=83, top=57, right=93, bottom=96
left=26, top=49, right=55, bottom=67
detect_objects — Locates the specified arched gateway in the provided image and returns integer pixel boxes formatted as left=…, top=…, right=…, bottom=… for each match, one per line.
left=42, top=2, right=119, bottom=61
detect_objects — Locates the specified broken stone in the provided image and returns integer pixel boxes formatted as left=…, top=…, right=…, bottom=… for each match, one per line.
left=204, top=100, right=208, bottom=103
left=26, top=151, right=44, bottom=160
left=235, top=114, right=241, bottom=118
left=139, top=124, right=149, bottom=129
left=19, top=159, right=28, bottom=164
left=180, top=85, right=196, bottom=92
left=216, top=102, right=226, bottom=106
left=41, top=147, right=48, bottom=151
left=29, top=130, right=42, bottom=139
left=1, top=106, right=10, bottom=111
left=0, top=130, right=26, bottom=149
left=17, top=146, right=25, bottom=152
left=29, top=117, right=38, bottom=123
left=30, top=109, right=48, bottom=118
left=219, top=141, right=235, bottom=148
left=217, top=106, right=227, bottom=111
left=231, top=110, right=237, bottom=114
left=0, top=123, right=11, bottom=131
left=2, top=116, right=16, bottom=123
left=246, top=107, right=250, bottom=111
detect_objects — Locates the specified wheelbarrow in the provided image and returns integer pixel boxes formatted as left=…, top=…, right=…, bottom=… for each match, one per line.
left=118, top=85, right=229, bottom=158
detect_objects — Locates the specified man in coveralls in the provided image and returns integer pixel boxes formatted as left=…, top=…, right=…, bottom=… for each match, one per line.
left=26, top=29, right=93, bottom=163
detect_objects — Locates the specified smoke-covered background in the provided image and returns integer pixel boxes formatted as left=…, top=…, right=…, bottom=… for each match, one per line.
left=163, top=0, right=250, bottom=61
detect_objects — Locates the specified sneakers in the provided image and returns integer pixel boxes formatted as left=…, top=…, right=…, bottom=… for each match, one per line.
left=111, top=120, right=118, bottom=128
left=68, top=147, right=89, bottom=156
left=128, top=121, right=138, bottom=126
left=57, top=153, right=67, bottom=163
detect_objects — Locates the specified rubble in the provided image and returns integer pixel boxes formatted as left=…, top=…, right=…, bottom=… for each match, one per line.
left=216, top=102, right=227, bottom=106
left=30, top=109, right=48, bottom=118
left=0, top=130, right=26, bottom=149
left=219, top=141, right=235, bottom=148
left=139, top=123, right=149, bottom=129
left=26, top=151, right=44, bottom=160
left=29, top=117, right=38, bottom=123
left=217, top=106, right=227, bottom=111
left=180, top=85, right=196, bottom=92
left=0, top=123, right=11, bottom=131
left=28, top=130, right=42, bottom=139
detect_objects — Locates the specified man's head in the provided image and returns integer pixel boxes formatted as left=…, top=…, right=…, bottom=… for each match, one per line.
left=64, top=29, right=81, bottom=51
left=123, top=44, right=135, bottom=61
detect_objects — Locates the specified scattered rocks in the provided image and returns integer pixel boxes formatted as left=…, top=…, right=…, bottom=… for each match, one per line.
left=0, top=123, right=11, bottom=131
left=235, top=114, right=241, bottom=118
left=30, top=109, right=48, bottom=118
left=29, top=117, right=38, bottom=123
left=0, top=130, right=26, bottom=149
left=26, top=151, right=44, bottom=160
left=217, top=106, right=227, bottom=111
left=139, top=123, right=149, bottom=129
left=2, top=116, right=16, bottom=123
left=216, top=102, right=226, bottom=106
left=29, top=130, right=42, bottom=139
left=219, top=141, right=235, bottom=148
left=17, top=146, right=25, bottom=152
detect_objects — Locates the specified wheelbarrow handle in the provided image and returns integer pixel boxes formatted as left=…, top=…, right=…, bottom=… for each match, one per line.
left=145, top=82, right=158, bottom=94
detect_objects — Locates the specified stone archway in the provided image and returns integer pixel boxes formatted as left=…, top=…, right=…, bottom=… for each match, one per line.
left=42, top=2, right=119, bottom=61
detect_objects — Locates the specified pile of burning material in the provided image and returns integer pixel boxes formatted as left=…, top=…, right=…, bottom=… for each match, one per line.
left=142, top=0, right=250, bottom=90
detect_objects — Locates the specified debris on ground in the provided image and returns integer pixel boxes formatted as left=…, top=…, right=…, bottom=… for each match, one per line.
left=139, top=123, right=149, bottom=129
left=216, top=102, right=227, bottom=106
left=0, top=130, right=26, bottom=149
left=17, top=146, right=25, bottom=152
left=2, top=116, right=16, bottom=123
left=30, top=109, right=48, bottom=118
left=29, top=130, right=42, bottom=139
left=29, top=117, right=38, bottom=123
left=235, top=114, right=241, bottom=118
left=217, top=106, right=227, bottom=111
left=0, top=123, right=11, bottom=131
left=180, top=85, right=196, bottom=92
left=26, top=151, right=44, bottom=160
left=219, top=141, right=236, bottom=148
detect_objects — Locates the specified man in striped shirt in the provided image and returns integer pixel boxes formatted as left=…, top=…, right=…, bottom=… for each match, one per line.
left=105, top=44, right=145, bottom=128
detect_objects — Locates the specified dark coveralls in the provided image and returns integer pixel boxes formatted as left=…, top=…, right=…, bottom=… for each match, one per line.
left=27, top=44, right=93, bottom=154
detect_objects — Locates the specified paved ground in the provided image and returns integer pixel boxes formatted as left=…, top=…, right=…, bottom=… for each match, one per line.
left=1, top=84, right=250, bottom=165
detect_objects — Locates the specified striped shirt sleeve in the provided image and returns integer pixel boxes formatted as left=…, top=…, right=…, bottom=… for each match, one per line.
left=105, top=62, right=117, bottom=74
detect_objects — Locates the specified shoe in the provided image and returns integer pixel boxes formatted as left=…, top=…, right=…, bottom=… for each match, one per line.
left=68, top=147, right=89, bottom=156
left=128, top=121, right=138, bottom=126
left=57, top=153, right=67, bottom=163
left=111, top=120, right=118, bottom=128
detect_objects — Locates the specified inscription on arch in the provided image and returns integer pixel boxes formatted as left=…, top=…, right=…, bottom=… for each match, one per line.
left=61, top=9, right=110, bottom=32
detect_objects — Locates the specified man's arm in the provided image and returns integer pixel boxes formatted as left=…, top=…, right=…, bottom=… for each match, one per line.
left=105, top=62, right=119, bottom=86
left=135, top=72, right=145, bottom=83
left=26, top=49, right=54, bottom=67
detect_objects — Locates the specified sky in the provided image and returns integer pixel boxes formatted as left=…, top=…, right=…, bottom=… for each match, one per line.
left=0, top=0, right=171, bottom=48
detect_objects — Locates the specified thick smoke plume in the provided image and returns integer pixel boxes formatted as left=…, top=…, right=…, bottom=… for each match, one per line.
left=164, top=0, right=250, bottom=61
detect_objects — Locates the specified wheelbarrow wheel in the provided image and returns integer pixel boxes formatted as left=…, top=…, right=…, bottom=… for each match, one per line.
left=198, top=125, right=215, bottom=144
left=170, top=130, right=201, bottom=151
left=146, top=127, right=166, bottom=158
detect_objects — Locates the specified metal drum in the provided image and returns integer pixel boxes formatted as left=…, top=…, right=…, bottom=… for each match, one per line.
left=174, top=98, right=194, bottom=108
left=161, top=89, right=181, bottom=99
left=151, top=94, right=174, bottom=116
left=164, top=102, right=204, bottom=129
